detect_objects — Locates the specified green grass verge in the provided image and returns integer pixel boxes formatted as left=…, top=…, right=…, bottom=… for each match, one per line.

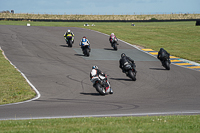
left=0, top=115, right=200, bottom=133
left=0, top=49, right=36, bottom=105
left=0, top=20, right=200, bottom=131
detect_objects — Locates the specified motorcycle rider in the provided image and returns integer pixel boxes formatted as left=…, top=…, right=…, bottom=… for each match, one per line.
left=157, top=48, right=170, bottom=65
left=79, top=36, right=91, bottom=52
left=90, top=66, right=113, bottom=94
left=109, top=33, right=118, bottom=46
left=64, top=29, right=74, bottom=43
left=119, top=53, right=136, bottom=73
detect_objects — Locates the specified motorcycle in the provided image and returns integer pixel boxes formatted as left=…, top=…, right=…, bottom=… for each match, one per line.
left=90, top=75, right=113, bottom=95
left=110, top=37, right=118, bottom=50
left=158, top=51, right=171, bottom=70
left=81, top=42, right=90, bottom=57
left=161, top=57, right=171, bottom=70
left=65, top=34, right=74, bottom=47
left=123, top=63, right=137, bottom=81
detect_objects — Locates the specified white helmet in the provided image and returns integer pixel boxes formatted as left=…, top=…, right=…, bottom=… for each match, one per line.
left=67, top=29, right=71, bottom=33
left=111, top=33, right=114, bottom=36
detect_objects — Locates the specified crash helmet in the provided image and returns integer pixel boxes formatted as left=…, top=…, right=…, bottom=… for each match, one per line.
left=121, top=53, right=126, bottom=58
left=160, top=48, right=164, bottom=51
left=111, top=33, right=114, bottom=37
left=82, top=37, right=87, bottom=42
left=67, top=29, right=71, bottom=33
left=92, top=65, right=98, bottom=70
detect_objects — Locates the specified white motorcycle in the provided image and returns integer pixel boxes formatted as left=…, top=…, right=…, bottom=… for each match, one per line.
left=90, top=75, right=113, bottom=95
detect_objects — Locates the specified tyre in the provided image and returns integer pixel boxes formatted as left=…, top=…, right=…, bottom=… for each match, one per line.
left=86, top=48, right=90, bottom=56
left=68, top=40, right=72, bottom=47
left=95, top=83, right=106, bottom=96
left=165, top=60, right=170, bottom=70
left=128, top=70, right=136, bottom=81
left=113, top=43, right=118, bottom=50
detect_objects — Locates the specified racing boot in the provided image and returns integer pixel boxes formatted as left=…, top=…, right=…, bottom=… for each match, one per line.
left=109, top=87, right=113, bottom=94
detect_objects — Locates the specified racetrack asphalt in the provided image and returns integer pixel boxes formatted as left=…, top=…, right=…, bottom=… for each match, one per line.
left=0, top=25, right=200, bottom=120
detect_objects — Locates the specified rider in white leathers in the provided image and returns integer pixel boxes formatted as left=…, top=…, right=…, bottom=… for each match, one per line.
left=90, top=66, right=113, bottom=94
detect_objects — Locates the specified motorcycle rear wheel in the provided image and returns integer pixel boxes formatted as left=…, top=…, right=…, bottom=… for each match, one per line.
left=128, top=70, right=136, bottom=81
left=85, top=48, right=90, bottom=56
left=164, top=60, right=170, bottom=70
left=68, top=40, right=72, bottom=47
left=95, top=83, right=106, bottom=96
left=113, top=43, right=118, bottom=50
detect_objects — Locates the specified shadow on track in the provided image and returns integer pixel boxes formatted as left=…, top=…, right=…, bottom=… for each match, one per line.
left=149, top=68, right=167, bottom=71
left=60, top=44, right=69, bottom=47
left=80, top=92, right=105, bottom=96
left=104, top=48, right=116, bottom=51
left=74, top=54, right=84, bottom=56
left=109, top=78, right=132, bottom=81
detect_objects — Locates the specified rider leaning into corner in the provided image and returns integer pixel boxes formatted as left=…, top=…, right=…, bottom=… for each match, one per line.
left=109, top=33, right=118, bottom=44
left=64, top=29, right=74, bottom=43
left=119, top=53, right=136, bottom=73
left=90, top=66, right=113, bottom=94
left=157, top=48, right=170, bottom=63
left=79, top=36, right=91, bottom=51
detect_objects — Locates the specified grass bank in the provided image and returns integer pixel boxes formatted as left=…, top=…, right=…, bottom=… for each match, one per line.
left=0, top=49, right=36, bottom=105
left=0, top=115, right=200, bottom=132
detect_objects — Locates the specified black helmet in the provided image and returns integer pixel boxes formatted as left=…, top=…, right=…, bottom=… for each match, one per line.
left=160, top=48, right=164, bottom=51
left=121, top=53, right=126, bottom=58
left=92, top=65, right=98, bottom=69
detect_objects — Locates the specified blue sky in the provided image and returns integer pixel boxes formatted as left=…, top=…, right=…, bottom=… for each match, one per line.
left=0, top=0, right=199, bottom=15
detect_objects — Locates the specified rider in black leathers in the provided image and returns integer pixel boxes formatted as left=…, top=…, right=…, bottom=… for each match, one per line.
left=119, top=53, right=136, bottom=73
left=157, top=48, right=170, bottom=65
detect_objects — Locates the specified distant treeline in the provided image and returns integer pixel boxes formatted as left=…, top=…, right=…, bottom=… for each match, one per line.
left=0, top=10, right=10, bottom=13
left=1, top=18, right=200, bottom=23
left=0, top=13, right=200, bottom=21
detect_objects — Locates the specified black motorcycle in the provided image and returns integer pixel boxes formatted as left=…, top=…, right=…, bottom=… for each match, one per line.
left=110, top=37, right=118, bottom=50
left=65, top=34, right=73, bottom=47
left=123, top=63, right=137, bottom=81
left=161, top=57, right=171, bottom=70
left=82, top=45, right=90, bottom=57
left=158, top=50, right=171, bottom=70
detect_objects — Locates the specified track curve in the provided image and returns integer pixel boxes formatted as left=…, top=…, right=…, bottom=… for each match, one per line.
left=0, top=25, right=200, bottom=120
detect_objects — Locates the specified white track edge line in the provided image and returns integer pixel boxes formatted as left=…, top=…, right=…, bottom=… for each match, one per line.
left=1, top=111, right=200, bottom=120
left=0, top=47, right=41, bottom=107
